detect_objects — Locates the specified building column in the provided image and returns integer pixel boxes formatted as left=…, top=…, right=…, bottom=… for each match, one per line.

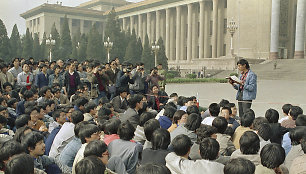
left=269, top=0, right=280, bottom=59
left=181, top=7, right=186, bottom=60
left=123, top=17, right=127, bottom=31
left=147, top=12, right=151, bottom=42
left=192, top=4, right=198, bottom=59
left=212, top=0, right=219, bottom=58
left=130, top=16, right=134, bottom=34
left=176, top=6, right=181, bottom=62
left=294, top=0, right=306, bottom=59
left=166, top=8, right=170, bottom=59
left=199, top=1, right=205, bottom=59
left=170, top=9, right=175, bottom=61
left=156, top=10, right=161, bottom=41
left=217, top=0, right=224, bottom=57
left=138, top=14, right=143, bottom=41
left=152, top=14, right=156, bottom=42
left=187, top=4, right=193, bottom=62
left=204, top=2, right=209, bottom=58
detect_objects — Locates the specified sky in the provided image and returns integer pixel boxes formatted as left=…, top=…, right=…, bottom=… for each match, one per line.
left=0, top=0, right=143, bottom=36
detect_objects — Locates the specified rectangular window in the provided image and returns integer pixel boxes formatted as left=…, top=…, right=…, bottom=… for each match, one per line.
left=224, top=19, right=227, bottom=34
left=223, top=44, right=226, bottom=56
left=224, top=0, right=227, bottom=8
left=210, top=21, right=213, bottom=36
left=209, top=45, right=212, bottom=58
left=37, top=18, right=40, bottom=25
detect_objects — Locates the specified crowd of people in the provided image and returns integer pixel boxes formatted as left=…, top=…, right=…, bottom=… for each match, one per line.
left=0, top=57, right=305, bottom=174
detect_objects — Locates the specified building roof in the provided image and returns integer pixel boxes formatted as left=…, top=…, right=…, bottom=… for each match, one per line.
left=78, top=0, right=131, bottom=9
left=20, top=3, right=105, bottom=19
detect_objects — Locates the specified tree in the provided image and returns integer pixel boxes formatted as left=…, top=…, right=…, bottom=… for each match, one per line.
left=22, top=28, right=33, bottom=59
left=157, top=37, right=168, bottom=70
left=124, top=29, right=137, bottom=64
left=71, top=29, right=81, bottom=60
left=87, top=23, right=104, bottom=61
left=9, top=24, right=22, bottom=59
left=60, top=16, right=72, bottom=60
left=40, top=32, right=48, bottom=59
left=141, top=34, right=154, bottom=70
left=78, top=33, right=87, bottom=61
left=0, top=19, right=10, bottom=61
left=50, top=23, right=61, bottom=60
left=135, top=37, right=143, bottom=63
left=32, top=33, right=40, bottom=59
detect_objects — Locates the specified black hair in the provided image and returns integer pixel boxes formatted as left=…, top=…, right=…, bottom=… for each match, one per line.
left=177, top=96, right=186, bottom=106
left=282, top=104, right=292, bottom=115
left=4, top=153, right=34, bottom=174
left=52, top=109, right=64, bottom=121
left=0, top=115, right=7, bottom=125
left=98, top=97, right=109, bottom=105
left=136, top=163, right=171, bottom=174
left=208, top=103, right=220, bottom=117
left=169, top=93, right=178, bottom=98
left=21, top=132, right=44, bottom=154
left=84, top=140, right=107, bottom=158
left=289, top=126, right=306, bottom=145
left=256, top=123, right=272, bottom=141
left=13, top=126, right=33, bottom=143
left=128, top=94, right=143, bottom=109
left=0, top=140, right=24, bottom=163
left=75, top=97, right=89, bottom=108
left=3, top=82, right=13, bottom=90
left=98, top=107, right=112, bottom=118
left=253, top=117, right=269, bottom=130
left=186, top=105, right=200, bottom=115
left=23, top=90, right=34, bottom=101
left=265, top=108, right=279, bottom=123
left=15, top=114, right=30, bottom=129
left=75, top=156, right=106, bottom=174
left=296, top=114, right=306, bottom=126
left=74, top=121, right=90, bottom=138
left=139, top=112, right=155, bottom=127
left=219, top=99, right=230, bottom=108
left=260, top=143, right=285, bottom=169
left=117, top=87, right=128, bottom=94
left=7, top=98, right=17, bottom=108
left=237, top=59, right=250, bottom=69
left=151, top=128, right=170, bottom=150
left=196, top=125, right=217, bottom=143
left=212, top=117, right=228, bottom=134
left=78, top=124, right=99, bottom=144
left=224, top=158, right=255, bottom=174
left=184, top=113, right=201, bottom=131
left=39, top=86, right=51, bottom=97
left=104, top=119, right=121, bottom=135
left=199, top=137, right=220, bottom=160
left=239, top=131, right=260, bottom=155
left=84, top=102, right=97, bottom=113
left=144, top=119, right=160, bottom=142
left=25, top=106, right=40, bottom=115
left=301, top=136, right=306, bottom=153
left=164, top=106, right=176, bottom=119
left=118, top=121, right=136, bottom=141
left=171, top=134, right=192, bottom=156
left=172, top=110, right=186, bottom=124
left=221, top=106, right=232, bottom=115
left=0, top=106, right=7, bottom=113
left=240, top=110, right=255, bottom=127
left=289, top=106, right=303, bottom=120
left=71, top=110, right=84, bottom=124
left=40, top=100, right=54, bottom=110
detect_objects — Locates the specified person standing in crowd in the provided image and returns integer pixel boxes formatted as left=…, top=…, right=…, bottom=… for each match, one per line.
left=146, top=67, right=164, bottom=92
left=93, top=65, right=109, bottom=102
left=8, top=58, right=22, bottom=83
left=49, top=65, right=63, bottom=88
left=17, top=61, right=34, bottom=89
left=0, top=63, right=14, bottom=90
left=116, top=64, right=134, bottom=93
left=229, top=59, right=257, bottom=118
left=157, top=64, right=166, bottom=91
left=35, top=63, right=49, bottom=90
left=63, top=63, right=80, bottom=98
left=129, top=63, right=146, bottom=95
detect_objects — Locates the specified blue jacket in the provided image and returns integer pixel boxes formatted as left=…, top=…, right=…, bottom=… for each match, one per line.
left=35, top=72, right=49, bottom=89
left=45, top=126, right=61, bottom=156
left=233, top=69, right=257, bottom=100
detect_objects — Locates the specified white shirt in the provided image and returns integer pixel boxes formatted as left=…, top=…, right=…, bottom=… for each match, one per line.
left=72, top=143, right=87, bottom=174
left=279, top=116, right=290, bottom=123
left=201, top=116, right=216, bottom=126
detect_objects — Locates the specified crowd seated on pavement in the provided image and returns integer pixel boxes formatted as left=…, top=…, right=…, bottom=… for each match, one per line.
left=0, top=57, right=305, bottom=174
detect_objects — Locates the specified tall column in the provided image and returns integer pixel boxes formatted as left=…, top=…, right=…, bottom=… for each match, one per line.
left=166, top=8, right=171, bottom=59
left=138, top=14, right=143, bottom=41
left=143, top=15, right=147, bottom=42
left=187, top=4, right=193, bottom=62
left=217, top=0, right=224, bottom=57
left=181, top=8, right=186, bottom=60
left=204, top=3, right=209, bottom=58
left=147, top=12, right=151, bottom=42
left=269, top=0, right=280, bottom=59
left=199, top=1, right=205, bottom=59
left=130, top=16, right=134, bottom=34
left=152, top=14, right=156, bottom=42
left=192, top=4, right=198, bottom=59
left=176, top=6, right=181, bottom=62
left=156, top=10, right=161, bottom=41
left=123, top=17, right=127, bottom=31
left=212, top=0, right=218, bottom=58
left=170, top=9, right=175, bottom=61
left=294, top=0, right=306, bottom=59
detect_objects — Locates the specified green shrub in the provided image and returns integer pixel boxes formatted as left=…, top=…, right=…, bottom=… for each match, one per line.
left=166, top=73, right=175, bottom=79
left=167, top=70, right=180, bottom=77
left=185, top=74, right=197, bottom=79
left=229, top=72, right=238, bottom=77
left=166, top=78, right=227, bottom=83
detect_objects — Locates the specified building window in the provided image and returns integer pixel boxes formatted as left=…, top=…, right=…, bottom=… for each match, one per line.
left=37, top=18, right=40, bottom=25
left=223, top=44, right=226, bottom=56
left=224, top=19, right=227, bottom=34
left=209, top=45, right=212, bottom=58
left=72, top=19, right=80, bottom=27
left=210, top=21, right=213, bottom=36
left=224, top=0, right=227, bottom=8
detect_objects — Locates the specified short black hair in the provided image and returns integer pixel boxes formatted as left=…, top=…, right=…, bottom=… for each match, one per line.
left=84, top=102, right=97, bottom=113
left=253, top=117, right=269, bottom=130
left=151, top=128, right=170, bottom=150
left=144, top=119, right=160, bottom=142
left=289, top=126, right=306, bottom=145
left=224, top=158, right=255, bottom=174
left=219, top=99, right=230, bottom=108
left=221, top=106, right=232, bottom=115
left=212, top=116, right=228, bottom=134
left=15, top=114, right=30, bottom=129
left=282, top=104, right=292, bottom=115
left=78, top=124, right=99, bottom=144
left=171, top=134, right=192, bottom=156
left=139, top=112, right=155, bottom=127
left=136, top=163, right=171, bottom=174
left=289, top=106, right=303, bottom=120
left=208, top=103, right=220, bottom=117
left=52, top=109, right=64, bottom=121
left=241, top=110, right=255, bottom=127
left=239, top=131, right=260, bottom=155
left=71, top=110, right=84, bottom=124
left=0, top=140, right=24, bottom=162
left=301, top=136, right=306, bottom=153
left=172, top=110, right=186, bottom=124
left=164, top=106, right=177, bottom=119
left=184, top=113, right=201, bottom=131
left=84, top=140, right=107, bottom=158
left=39, top=86, right=51, bottom=97
left=186, top=105, right=200, bottom=115
left=74, top=121, right=90, bottom=138
left=4, top=153, right=34, bottom=174
left=75, top=97, right=89, bottom=107
left=7, top=98, right=17, bottom=108
left=296, top=114, right=306, bottom=126
left=170, top=93, right=178, bottom=98
left=21, top=132, right=44, bottom=154
left=25, top=106, right=40, bottom=115
left=260, top=143, right=285, bottom=169
left=196, top=125, right=217, bottom=143
left=13, top=126, right=33, bottom=143
left=256, top=123, right=272, bottom=141
left=199, top=137, right=220, bottom=160
left=237, top=59, right=250, bottom=69
left=0, top=115, right=8, bottom=125
left=118, top=121, right=136, bottom=141
left=75, top=156, right=106, bottom=174
left=104, top=119, right=121, bottom=135
left=128, top=94, right=143, bottom=109
left=23, top=90, right=34, bottom=101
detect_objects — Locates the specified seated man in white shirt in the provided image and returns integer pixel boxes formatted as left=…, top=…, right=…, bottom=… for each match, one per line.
left=202, top=103, right=220, bottom=126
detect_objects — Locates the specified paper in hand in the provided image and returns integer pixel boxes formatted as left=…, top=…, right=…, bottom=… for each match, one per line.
left=226, top=76, right=241, bottom=84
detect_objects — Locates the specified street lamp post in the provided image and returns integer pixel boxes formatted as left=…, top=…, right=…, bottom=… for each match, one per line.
left=151, top=41, right=160, bottom=67
left=104, top=37, right=113, bottom=63
left=227, top=18, right=238, bottom=57
left=46, top=34, right=55, bottom=62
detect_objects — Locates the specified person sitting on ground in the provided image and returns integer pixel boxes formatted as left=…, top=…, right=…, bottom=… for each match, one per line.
left=110, top=87, right=128, bottom=113
left=13, top=126, right=33, bottom=143
left=4, top=153, right=34, bottom=174
left=142, top=128, right=171, bottom=165
left=290, top=136, right=306, bottom=174
left=147, top=85, right=168, bottom=112
left=254, top=123, right=272, bottom=151
left=83, top=102, right=97, bottom=122
left=279, top=104, right=292, bottom=123
left=158, top=105, right=177, bottom=129
left=36, top=86, right=52, bottom=105
left=102, top=118, right=122, bottom=145
left=75, top=156, right=106, bottom=174
left=25, top=106, right=47, bottom=132
left=0, top=115, right=14, bottom=143
left=133, top=112, right=155, bottom=144
left=202, top=103, right=220, bottom=125
left=120, top=94, right=144, bottom=128
left=221, top=106, right=240, bottom=131
left=168, top=110, right=188, bottom=132
left=265, top=108, right=288, bottom=144
left=281, top=105, right=303, bottom=128
left=143, top=119, right=160, bottom=150
left=137, top=163, right=171, bottom=174
left=224, top=158, right=255, bottom=174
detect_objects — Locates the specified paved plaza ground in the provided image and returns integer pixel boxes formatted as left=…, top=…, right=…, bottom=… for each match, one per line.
left=166, top=80, right=306, bottom=118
